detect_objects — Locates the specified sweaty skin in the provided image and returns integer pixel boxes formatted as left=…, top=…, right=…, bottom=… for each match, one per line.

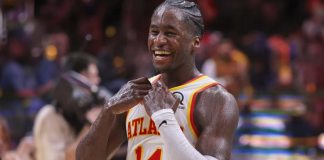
left=108, top=77, right=152, bottom=114
left=194, top=86, right=238, bottom=160
left=76, top=3, right=238, bottom=160
left=76, top=77, right=151, bottom=160
left=144, top=77, right=238, bottom=160
left=143, top=80, right=180, bottom=116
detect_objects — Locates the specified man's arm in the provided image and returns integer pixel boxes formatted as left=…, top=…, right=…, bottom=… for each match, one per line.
left=76, top=108, right=126, bottom=160
left=194, top=86, right=239, bottom=160
left=76, top=77, right=152, bottom=160
left=144, top=82, right=239, bottom=160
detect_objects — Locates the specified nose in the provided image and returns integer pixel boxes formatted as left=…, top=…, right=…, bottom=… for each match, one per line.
left=154, top=33, right=167, bottom=46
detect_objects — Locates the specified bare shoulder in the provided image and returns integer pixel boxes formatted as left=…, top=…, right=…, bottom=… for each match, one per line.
left=193, top=85, right=239, bottom=158
left=200, top=85, right=237, bottom=102
left=194, top=85, right=239, bottom=130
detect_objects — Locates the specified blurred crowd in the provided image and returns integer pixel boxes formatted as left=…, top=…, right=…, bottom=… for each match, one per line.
left=0, top=0, right=324, bottom=159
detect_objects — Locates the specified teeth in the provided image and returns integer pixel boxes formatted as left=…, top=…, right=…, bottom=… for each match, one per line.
left=154, top=51, right=171, bottom=55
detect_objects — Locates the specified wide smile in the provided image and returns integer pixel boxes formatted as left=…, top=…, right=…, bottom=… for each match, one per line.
left=153, top=50, right=173, bottom=60
left=154, top=50, right=172, bottom=57
left=153, top=50, right=174, bottom=66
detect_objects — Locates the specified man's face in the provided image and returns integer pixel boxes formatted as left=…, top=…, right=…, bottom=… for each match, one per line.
left=148, top=6, right=196, bottom=72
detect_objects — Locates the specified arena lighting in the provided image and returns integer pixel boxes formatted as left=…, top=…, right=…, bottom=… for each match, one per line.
left=45, top=44, right=58, bottom=61
left=79, top=33, right=92, bottom=51
left=239, top=134, right=291, bottom=148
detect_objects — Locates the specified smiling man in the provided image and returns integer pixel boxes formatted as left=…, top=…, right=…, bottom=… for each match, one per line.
left=76, top=0, right=239, bottom=160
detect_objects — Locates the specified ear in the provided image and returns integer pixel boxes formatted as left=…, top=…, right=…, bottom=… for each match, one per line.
left=192, top=36, right=201, bottom=48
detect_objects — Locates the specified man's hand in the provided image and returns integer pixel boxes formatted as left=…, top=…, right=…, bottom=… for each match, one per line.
left=143, top=80, right=179, bottom=116
left=108, top=77, right=152, bottom=114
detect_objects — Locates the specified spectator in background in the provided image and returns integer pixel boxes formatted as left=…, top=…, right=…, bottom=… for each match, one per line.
left=200, top=31, right=223, bottom=79
left=240, top=32, right=274, bottom=93
left=267, top=35, right=293, bottom=92
left=0, top=31, right=45, bottom=144
left=35, top=31, right=70, bottom=103
left=300, top=3, right=324, bottom=93
left=33, top=52, right=111, bottom=160
left=202, top=39, right=249, bottom=98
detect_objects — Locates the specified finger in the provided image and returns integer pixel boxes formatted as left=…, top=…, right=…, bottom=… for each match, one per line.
left=158, top=80, right=168, bottom=90
left=143, top=93, right=154, bottom=106
left=154, top=84, right=164, bottom=95
left=133, top=94, right=146, bottom=100
left=152, top=79, right=160, bottom=88
left=151, top=75, right=162, bottom=86
left=132, top=84, right=152, bottom=90
left=172, top=98, right=180, bottom=112
left=130, top=77, right=151, bottom=84
left=135, top=90, right=151, bottom=96
left=142, top=95, right=149, bottom=108
left=131, top=94, right=149, bottom=104
left=154, top=80, right=165, bottom=90
left=143, top=94, right=149, bottom=101
left=155, top=80, right=162, bottom=87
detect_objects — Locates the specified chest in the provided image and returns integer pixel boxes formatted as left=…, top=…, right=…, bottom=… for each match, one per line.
left=128, top=90, right=195, bottom=132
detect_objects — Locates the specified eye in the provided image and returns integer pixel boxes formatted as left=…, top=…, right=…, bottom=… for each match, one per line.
left=165, top=32, right=176, bottom=37
left=150, top=29, right=159, bottom=36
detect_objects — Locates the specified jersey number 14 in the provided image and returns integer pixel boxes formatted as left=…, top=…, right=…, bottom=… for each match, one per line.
left=135, top=146, right=162, bottom=160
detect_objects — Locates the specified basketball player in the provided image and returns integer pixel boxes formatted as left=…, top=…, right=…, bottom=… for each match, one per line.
left=76, top=0, right=239, bottom=160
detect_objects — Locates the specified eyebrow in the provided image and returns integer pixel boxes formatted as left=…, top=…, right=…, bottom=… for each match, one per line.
left=164, top=25, right=177, bottom=30
left=150, top=24, right=179, bottom=32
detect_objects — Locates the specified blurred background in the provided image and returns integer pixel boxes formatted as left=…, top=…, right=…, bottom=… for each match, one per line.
left=0, top=0, right=324, bottom=159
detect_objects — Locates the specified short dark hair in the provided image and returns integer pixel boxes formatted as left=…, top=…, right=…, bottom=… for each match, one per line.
left=154, top=0, right=204, bottom=37
left=64, top=52, right=97, bottom=73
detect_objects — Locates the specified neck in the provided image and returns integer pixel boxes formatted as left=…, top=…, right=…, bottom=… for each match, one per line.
left=160, top=66, right=201, bottom=89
